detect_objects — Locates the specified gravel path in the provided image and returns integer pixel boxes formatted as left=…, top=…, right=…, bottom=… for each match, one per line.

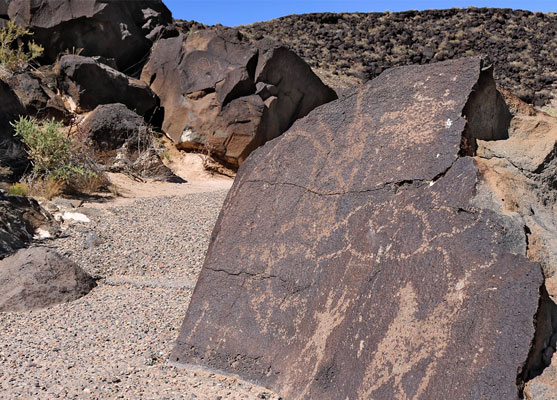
left=0, top=191, right=279, bottom=399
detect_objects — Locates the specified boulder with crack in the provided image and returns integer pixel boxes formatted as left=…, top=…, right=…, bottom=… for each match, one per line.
left=171, top=57, right=553, bottom=399
left=6, top=0, right=173, bottom=72
left=141, top=27, right=337, bottom=168
left=57, top=55, right=160, bottom=119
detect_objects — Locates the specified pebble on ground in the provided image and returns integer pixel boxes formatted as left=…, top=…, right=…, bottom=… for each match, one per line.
left=0, top=191, right=279, bottom=399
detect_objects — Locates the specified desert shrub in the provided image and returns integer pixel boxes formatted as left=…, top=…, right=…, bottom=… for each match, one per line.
left=11, top=116, right=107, bottom=196
left=12, top=116, right=74, bottom=180
left=0, top=20, right=43, bottom=74
left=8, top=182, right=28, bottom=196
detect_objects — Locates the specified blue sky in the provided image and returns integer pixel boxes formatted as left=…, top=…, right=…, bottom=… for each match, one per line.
left=164, top=0, right=555, bottom=26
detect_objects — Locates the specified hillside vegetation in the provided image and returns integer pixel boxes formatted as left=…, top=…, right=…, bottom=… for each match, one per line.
left=237, top=8, right=556, bottom=105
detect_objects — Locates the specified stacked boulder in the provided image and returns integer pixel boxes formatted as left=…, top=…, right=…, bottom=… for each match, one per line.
left=141, top=27, right=338, bottom=167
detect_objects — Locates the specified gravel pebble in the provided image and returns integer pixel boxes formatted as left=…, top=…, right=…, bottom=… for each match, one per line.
left=0, top=191, right=280, bottom=399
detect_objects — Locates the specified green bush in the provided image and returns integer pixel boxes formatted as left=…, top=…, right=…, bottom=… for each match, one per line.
left=10, top=116, right=103, bottom=189
left=0, top=20, right=43, bottom=73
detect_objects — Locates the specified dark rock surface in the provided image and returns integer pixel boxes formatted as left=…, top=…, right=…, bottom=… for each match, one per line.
left=6, top=72, right=70, bottom=122
left=80, top=103, right=147, bottom=150
left=172, top=57, right=544, bottom=399
left=0, top=193, right=57, bottom=259
left=239, top=9, right=557, bottom=106
left=57, top=55, right=159, bottom=119
left=0, top=78, right=26, bottom=176
left=6, top=0, right=173, bottom=72
left=141, top=27, right=337, bottom=167
left=0, top=247, right=96, bottom=312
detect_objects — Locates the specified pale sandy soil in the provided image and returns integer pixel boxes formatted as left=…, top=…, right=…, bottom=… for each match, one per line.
left=0, top=149, right=281, bottom=399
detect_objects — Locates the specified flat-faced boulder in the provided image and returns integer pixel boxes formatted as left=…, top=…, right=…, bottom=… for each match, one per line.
left=0, top=247, right=96, bottom=312
left=141, top=27, right=337, bottom=168
left=57, top=55, right=159, bottom=118
left=172, top=57, right=547, bottom=399
left=7, top=0, right=173, bottom=72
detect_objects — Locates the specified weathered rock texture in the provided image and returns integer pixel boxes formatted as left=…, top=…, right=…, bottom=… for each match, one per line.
left=472, top=103, right=557, bottom=400
left=172, top=57, right=547, bottom=399
left=6, top=71, right=69, bottom=122
left=0, top=247, right=96, bottom=312
left=0, top=79, right=26, bottom=175
left=239, top=9, right=557, bottom=106
left=5, top=0, right=173, bottom=72
left=80, top=103, right=148, bottom=150
left=57, top=55, right=159, bottom=118
left=141, top=28, right=337, bottom=167
left=0, top=193, right=56, bottom=259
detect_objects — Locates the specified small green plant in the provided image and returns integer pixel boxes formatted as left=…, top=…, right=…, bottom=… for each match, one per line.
left=11, top=116, right=108, bottom=197
left=8, top=182, right=28, bottom=196
left=11, top=116, right=74, bottom=180
left=0, top=20, right=43, bottom=73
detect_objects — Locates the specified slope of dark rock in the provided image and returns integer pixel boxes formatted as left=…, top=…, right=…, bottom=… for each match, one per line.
left=239, top=8, right=556, bottom=106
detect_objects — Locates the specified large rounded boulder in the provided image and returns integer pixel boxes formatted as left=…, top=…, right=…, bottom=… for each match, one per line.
left=141, top=27, right=337, bottom=168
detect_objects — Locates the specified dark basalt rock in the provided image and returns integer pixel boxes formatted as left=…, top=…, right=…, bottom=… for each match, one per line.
left=0, top=193, right=57, bottom=259
left=6, top=72, right=70, bottom=122
left=0, top=247, right=96, bottom=312
left=172, top=57, right=543, bottom=399
left=6, top=0, right=173, bottom=72
left=57, top=55, right=160, bottom=119
left=240, top=9, right=557, bottom=106
left=80, top=103, right=147, bottom=151
left=141, top=27, right=337, bottom=168
left=0, top=78, right=26, bottom=177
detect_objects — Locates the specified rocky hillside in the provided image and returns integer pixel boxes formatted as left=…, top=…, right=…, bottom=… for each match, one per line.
left=237, top=8, right=556, bottom=106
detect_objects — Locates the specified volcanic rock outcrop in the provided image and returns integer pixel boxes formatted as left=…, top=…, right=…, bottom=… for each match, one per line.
left=6, top=71, right=69, bottom=122
left=240, top=9, right=557, bottom=106
left=0, top=247, right=96, bottom=312
left=57, top=55, right=160, bottom=118
left=141, top=27, right=337, bottom=167
left=172, top=57, right=553, bottom=399
left=4, top=0, right=173, bottom=72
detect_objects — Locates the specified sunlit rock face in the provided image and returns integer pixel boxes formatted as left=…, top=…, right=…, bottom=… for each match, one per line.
left=171, top=57, right=548, bottom=400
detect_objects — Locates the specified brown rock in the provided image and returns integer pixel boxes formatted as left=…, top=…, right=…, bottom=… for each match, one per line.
left=7, top=0, right=173, bottom=71
left=57, top=55, right=159, bottom=118
left=141, top=28, right=337, bottom=167
left=172, top=57, right=543, bottom=399
left=0, top=247, right=96, bottom=312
